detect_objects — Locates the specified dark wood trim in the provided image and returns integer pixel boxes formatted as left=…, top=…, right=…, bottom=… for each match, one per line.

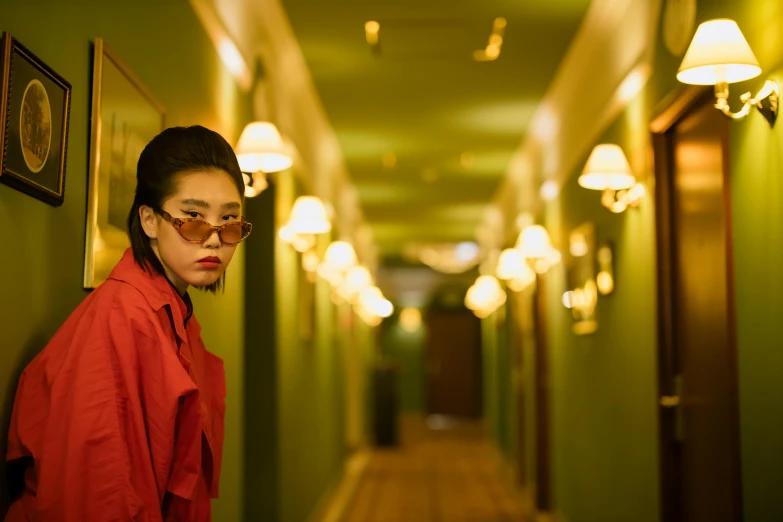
left=719, top=104, right=745, bottom=522
left=650, top=85, right=711, bottom=134
left=533, top=275, right=551, bottom=511
left=652, top=126, right=681, bottom=522
left=651, top=86, right=744, bottom=522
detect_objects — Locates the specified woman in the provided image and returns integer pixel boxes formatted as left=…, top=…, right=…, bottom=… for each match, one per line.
left=4, top=125, right=252, bottom=521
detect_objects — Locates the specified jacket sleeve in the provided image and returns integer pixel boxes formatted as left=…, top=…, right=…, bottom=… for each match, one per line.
left=31, top=304, right=164, bottom=522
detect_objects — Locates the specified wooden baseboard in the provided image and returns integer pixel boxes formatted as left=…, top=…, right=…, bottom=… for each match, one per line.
left=307, top=448, right=373, bottom=522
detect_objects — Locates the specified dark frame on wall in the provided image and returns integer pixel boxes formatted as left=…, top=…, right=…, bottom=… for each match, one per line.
left=0, top=32, right=71, bottom=206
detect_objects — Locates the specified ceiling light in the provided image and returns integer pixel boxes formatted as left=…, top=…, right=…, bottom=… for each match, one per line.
left=365, top=21, right=380, bottom=46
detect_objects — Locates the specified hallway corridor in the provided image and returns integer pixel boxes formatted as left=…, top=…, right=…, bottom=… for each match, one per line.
left=344, top=417, right=526, bottom=522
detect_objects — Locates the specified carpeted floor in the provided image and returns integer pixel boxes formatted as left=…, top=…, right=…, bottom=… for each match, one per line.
left=343, top=416, right=527, bottom=522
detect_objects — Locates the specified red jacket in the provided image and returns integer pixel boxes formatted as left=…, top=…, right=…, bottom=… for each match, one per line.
left=4, top=249, right=225, bottom=522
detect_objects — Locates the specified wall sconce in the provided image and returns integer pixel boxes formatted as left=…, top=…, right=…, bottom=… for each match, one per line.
left=235, top=121, right=294, bottom=198
left=287, top=196, right=332, bottom=235
left=465, top=275, right=506, bottom=318
left=677, top=19, right=778, bottom=127
left=579, top=144, right=644, bottom=213
left=495, top=248, right=536, bottom=292
left=515, top=225, right=561, bottom=274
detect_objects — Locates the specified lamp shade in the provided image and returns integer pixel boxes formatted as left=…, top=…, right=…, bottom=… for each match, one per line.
left=579, top=144, right=636, bottom=191
left=323, top=241, right=357, bottom=272
left=235, top=122, right=293, bottom=173
left=288, top=196, right=331, bottom=235
left=496, top=248, right=524, bottom=280
left=516, top=225, right=552, bottom=259
left=677, top=19, right=762, bottom=85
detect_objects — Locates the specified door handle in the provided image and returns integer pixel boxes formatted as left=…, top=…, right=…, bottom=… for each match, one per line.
left=661, top=374, right=684, bottom=441
left=660, top=395, right=680, bottom=407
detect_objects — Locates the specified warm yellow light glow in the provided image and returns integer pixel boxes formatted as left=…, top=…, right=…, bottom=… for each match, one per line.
left=340, top=265, right=373, bottom=302
left=400, top=308, right=422, bottom=332
left=278, top=223, right=316, bottom=252
left=485, top=43, right=501, bottom=60
left=570, top=232, right=588, bottom=257
left=323, top=241, right=357, bottom=273
left=288, top=196, right=332, bottom=235
left=496, top=248, right=524, bottom=281
left=365, top=21, right=380, bottom=45
left=677, top=19, right=761, bottom=85
left=617, top=63, right=652, bottom=103
left=218, top=38, right=252, bottom=90
left=356, top=286, right=393, bottom=319
left=235, top=122, right=293, bottom=173
left=516, top=225, right=552, bottom=259
left=243, top=171, right=268, bottom=198
left=540, top=180, right=560, bottom=201
left=465, top=275, right=506, bottom=317
left=493, top=17, right=507, bottom=31
left=597, top=271, right=615, bottom=295
left=302, top=250, right=320, bottom=273
left=579, top=144, right=636, bottom=191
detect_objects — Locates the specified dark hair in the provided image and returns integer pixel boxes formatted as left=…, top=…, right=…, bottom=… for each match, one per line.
left=127, top=125, right=245, bottom=293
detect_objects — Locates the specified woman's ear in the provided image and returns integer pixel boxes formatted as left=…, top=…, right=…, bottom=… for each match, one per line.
left=139, top=205, right=159, bottom=239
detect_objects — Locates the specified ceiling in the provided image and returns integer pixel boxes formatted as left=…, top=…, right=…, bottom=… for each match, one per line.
left=282, top=0, right=592, bottom=261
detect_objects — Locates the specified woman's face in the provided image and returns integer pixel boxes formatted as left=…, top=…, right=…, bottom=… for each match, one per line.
left=140, top=169, right=243, bottom=294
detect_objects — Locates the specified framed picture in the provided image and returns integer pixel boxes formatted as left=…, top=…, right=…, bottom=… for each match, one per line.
left=0, top=32, right=71, bottom=206
left=565, top=222, right=598, bottom=335
left=84, top=38, right=164, bottom=288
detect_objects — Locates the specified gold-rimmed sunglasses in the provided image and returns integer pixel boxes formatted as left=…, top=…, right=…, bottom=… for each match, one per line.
left=157, top=210, right=252, bottom=245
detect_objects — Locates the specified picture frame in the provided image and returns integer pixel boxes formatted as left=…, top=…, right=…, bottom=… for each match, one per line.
left=565, top=222, right=598, bottom=335
left=0, top=32, right=71, bottom=206
left=83, top=38, right=165, bottom=288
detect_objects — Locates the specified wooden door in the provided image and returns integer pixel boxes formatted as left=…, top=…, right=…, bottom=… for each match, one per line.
left=425, top=309, right=482, bottom=418
left=654, top=89, right=743, bottom=522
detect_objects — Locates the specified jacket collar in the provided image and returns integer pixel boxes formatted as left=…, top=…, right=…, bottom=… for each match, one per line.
left=108, top=249, right=193, bottom=341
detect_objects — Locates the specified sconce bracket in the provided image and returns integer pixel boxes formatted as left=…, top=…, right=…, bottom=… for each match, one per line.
left=600, top=183, right=645, bottom=213
left=715, top=80, right=778, bottom=127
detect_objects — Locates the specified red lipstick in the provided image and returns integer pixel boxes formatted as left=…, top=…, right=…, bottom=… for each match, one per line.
left=198, top=256, right=221, bottom=269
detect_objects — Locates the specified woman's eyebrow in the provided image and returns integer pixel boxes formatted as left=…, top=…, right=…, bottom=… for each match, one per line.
left=180, top=198, right=210, bottom=208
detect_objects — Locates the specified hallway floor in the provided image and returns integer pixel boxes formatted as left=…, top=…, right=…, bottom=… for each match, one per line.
left=343, top=416, right=527, bottom=521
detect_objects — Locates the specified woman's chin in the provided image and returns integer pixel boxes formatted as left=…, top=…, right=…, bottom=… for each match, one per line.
left=185, top=272, right=222, bottom=288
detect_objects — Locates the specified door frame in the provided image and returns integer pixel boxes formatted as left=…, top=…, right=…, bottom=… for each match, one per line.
left=532, top=275, right=551, bottom=511
left=651, top=85, right=744, bottom=521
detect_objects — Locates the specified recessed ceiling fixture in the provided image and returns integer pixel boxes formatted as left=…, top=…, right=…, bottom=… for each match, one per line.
left=474, top=17, right=507, bottom=62
left=365, top=20, right=380, bottom=46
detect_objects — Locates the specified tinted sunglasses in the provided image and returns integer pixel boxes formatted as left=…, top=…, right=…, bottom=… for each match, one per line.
left=158, top=210, right=252, bottom=245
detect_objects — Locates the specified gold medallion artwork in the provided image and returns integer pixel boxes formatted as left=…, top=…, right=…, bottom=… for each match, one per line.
left=19, top=79, right=52, bottom=174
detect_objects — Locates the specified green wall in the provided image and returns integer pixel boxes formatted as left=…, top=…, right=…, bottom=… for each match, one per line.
left=274, top=171, right=347, bottom=522
left=486, top=2, right=783, bottom=522
left=380, top=313, right=426, bottom=413
left=542, top=93, right=661, bottom=522
left=0, top=1, right=251, bottom=519
left=482, top=312, right=500, bottom=444
left=707, top=3, right=783, bottom=521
